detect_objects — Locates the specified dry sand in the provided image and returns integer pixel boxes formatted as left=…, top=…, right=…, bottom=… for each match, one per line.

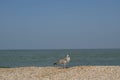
left=0, top=66, right=120, bottom=80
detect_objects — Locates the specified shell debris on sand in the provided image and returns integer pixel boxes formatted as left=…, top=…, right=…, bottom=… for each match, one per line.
left=0, top=66, right=120, bottom=80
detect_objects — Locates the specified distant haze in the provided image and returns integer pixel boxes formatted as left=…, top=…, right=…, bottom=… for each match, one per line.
left=0, top=0, right=120, bottom=49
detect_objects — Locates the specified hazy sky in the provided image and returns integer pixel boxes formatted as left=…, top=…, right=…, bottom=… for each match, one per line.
left=0, top=0, right=120, bottom=49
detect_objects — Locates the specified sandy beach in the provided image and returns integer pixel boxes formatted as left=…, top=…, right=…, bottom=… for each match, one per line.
left=0, top=66, right=120, bottom=80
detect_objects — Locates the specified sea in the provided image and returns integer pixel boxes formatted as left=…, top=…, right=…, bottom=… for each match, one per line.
left=0, top=49, right=120, bottom=68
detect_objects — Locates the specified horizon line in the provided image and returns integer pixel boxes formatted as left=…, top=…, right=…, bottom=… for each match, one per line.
left=0, top=48, right=120, bottom=50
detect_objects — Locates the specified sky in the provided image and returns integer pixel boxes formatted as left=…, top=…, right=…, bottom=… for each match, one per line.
left=0, top=0, right=120, bottom=49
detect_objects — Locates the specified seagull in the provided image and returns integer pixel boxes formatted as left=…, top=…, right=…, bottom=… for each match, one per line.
left=53, top=54, right=70, bottom=68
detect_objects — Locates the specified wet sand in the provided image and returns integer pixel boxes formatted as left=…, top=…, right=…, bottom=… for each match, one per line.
left=0, top=66, right=120, bottom=80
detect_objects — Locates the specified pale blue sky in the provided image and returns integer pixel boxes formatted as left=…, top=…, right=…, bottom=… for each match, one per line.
left=0, top=0, right=120, bottom=49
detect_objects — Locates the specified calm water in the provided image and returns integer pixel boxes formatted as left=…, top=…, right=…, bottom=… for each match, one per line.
left=0, top=49, right=120, bottom=67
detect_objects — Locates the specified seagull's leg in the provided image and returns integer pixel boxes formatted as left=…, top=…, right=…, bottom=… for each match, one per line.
left=66, top=64, right=68, bottom=68
left=63, top=64, right=65, bottom=68
left=63, top=63, right=66, bottom=68
left=66, top=63, right=69, bottom=68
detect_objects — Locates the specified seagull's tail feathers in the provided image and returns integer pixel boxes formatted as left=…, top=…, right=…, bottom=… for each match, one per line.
left=53, top=62, right=57, bottom=65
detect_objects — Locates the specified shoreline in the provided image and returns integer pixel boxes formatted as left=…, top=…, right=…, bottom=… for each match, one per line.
left=0, top=66, right=120, bottom=80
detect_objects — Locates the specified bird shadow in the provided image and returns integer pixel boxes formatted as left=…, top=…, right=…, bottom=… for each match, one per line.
left=56, top=66, right=70, bottom=69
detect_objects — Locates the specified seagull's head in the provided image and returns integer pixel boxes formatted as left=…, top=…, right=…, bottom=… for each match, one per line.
left=67, top=54, right=70, bottom=57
